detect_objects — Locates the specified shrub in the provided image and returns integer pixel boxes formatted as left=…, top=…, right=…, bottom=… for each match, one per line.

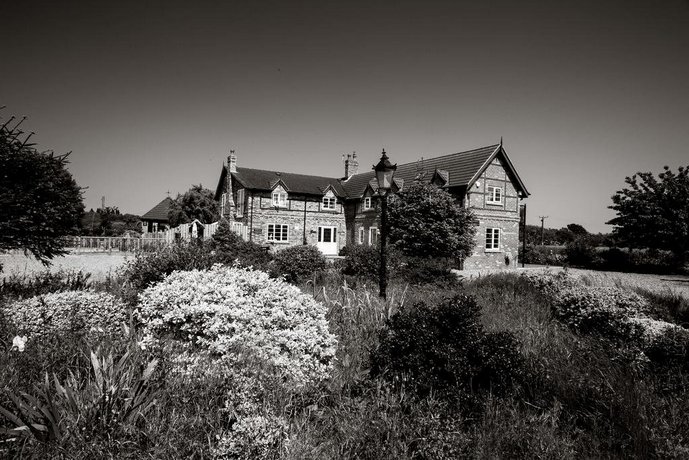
left=554, top=286, right=648, bottom=343
left=371, top=294, right=524, bottom=400
left=212, top=219, right=273, bottom=270
left=338, top=244, right=380, bottom=278
left=136, top=265, right=336, bottom=385
left=521, top=245, right=565, bottom=266
left=564, top=237, right=600, bottom=267
left=272, top=244, right=326, bottom=284
left=3, top=290, right=129, bottom=340
left=122, top=240, right=216, bottom=294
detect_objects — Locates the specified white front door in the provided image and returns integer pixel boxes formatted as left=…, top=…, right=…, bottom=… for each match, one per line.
left=317, top=226, right=338, bottom=255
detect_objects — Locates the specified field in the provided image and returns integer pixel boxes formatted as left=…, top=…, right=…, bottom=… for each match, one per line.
left=2, top=246, right=689, bottom=458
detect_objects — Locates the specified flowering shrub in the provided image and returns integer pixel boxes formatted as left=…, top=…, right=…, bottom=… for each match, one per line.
left=3, top=290, right=129, bottom=340
left=523, top=270, right=689, bottom=357
left=137, top=265, right=337, bottom=385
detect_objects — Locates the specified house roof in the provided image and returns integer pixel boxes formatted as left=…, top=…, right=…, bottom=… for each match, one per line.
left=213, top=143, right=529, bottom=201
left=341, top=144, right=529, bottom=198
left=141, top=197, right=173, bottom=222
left=215, top=166, right=347, bottom=199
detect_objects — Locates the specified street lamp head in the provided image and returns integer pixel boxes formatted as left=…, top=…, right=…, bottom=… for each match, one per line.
left=373, top=149, right=397, bottom=193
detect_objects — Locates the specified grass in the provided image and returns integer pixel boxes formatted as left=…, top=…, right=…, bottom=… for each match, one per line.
left=2, top=265, right=689, bottom=458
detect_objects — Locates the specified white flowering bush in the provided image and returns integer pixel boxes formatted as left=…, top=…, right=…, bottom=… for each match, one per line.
left=136, top=264, right=337, bottom=385
left=523, top=270, right=689, bottom=358
left=4, top=290, right=129, bottom=339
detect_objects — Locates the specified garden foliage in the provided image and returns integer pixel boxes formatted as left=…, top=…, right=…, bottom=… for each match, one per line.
left=272, top=244, right=326, bottom=284
left=0, top=113, right=84, bottom=264
left=136, top=265, right=337, bottom=385
left=371, top=294, right=525, bottom=400
left=4, top=290, right=129, bottom=340
left=387, top=182, right=477, bottom=260
left=523, top=270, right=689, bottom=366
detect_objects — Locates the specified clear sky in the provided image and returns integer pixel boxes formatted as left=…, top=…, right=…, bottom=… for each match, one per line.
left=2, top=0, right=688, bottom=232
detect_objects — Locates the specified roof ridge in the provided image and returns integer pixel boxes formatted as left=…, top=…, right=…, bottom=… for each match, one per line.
left=237, top=166, right=340, bottom=181
left=346, top=143, right=500, bottom=179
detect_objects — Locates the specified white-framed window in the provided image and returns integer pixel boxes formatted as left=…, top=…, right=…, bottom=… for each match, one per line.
left=369, top=227, right=379, bottom=246
left=152, top=222, right=158, bottom=232
left=236, top=189, right=245, bottom=217
left=272, top=186, right=287, bottom=208
left=322, top=191, right=336, bottom=210
left=485, top=228, right=500, bottom=251
left=358, top=227, right=364, bottom=244
left=487, top=186, right=503, bottom=204
left=318, top=226, right=337, bottom=243
left=221, top=193, right=226, bottom=216
left=267, top=223, right=289, bottom=242
left=363, top=196, right=372, bottom=210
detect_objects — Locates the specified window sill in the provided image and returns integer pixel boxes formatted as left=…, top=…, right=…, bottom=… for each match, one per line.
left=267, top=240, right=290, bottom=244
left=485, top=249, right=502, bottom=253
left=486, top=202, right=503, bottom=206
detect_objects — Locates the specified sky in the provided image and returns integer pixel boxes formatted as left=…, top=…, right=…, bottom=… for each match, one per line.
left=2, top=0, right=688, bottom=233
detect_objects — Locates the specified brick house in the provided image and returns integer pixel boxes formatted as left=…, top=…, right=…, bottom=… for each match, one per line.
left=214, top=143, right=529, bottom=269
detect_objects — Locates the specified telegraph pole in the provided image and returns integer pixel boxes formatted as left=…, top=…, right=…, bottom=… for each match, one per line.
left=539, top=216, right=548, bottom=246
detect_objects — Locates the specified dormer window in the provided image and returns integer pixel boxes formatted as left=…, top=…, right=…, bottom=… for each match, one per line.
left=322, top=191, right=336, bottom=210
left=272, top=186, right=287, bottom=207
left=487, top=186, right=502, bottom=205
left=363, top=196, right=372, bottom=210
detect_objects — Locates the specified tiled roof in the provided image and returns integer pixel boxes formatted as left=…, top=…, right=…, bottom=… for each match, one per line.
left=341, top=144, right=505, bottom=198
left=141, top=197, right=173, bottom=221
left=219, top=166, right=347, bottom=197
left=213, top=144, right=528, bottom=201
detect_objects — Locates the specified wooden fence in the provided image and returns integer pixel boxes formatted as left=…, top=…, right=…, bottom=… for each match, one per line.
left=67, top=220, right=248, bottom=253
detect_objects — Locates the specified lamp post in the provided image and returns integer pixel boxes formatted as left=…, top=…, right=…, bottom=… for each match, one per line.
left=373, top=149, right=397, bottom=299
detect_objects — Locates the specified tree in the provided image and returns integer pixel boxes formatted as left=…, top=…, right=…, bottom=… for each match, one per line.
left=608, top=165, right=689, bottom=264
left=566, top=223, right=588, bottom=236
left=387, top=182, right=477, bottom=259
left=168, top=184, right=219, bottom=227
left=0, top=114, right=84, bottom=264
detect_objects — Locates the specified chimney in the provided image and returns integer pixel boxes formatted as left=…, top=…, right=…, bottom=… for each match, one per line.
left=344, top=152, right=358, bottom=179
left=227, top=150, right=237, bottom=173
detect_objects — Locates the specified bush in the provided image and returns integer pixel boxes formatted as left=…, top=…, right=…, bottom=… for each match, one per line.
left=211, top=219, right=273, bottom=270
left=564, top=237, right=600, bottom=267
left=521, top=245, right=565, bottom=266
left=371, top=294, right=525, bottom=400
left=122, top=241, right=216, bottom=294
left=338, top=244, right=380, bottom=278
left=3, top=290, right=130, bottom=340
left=136, top=265, right=336, bottom=385
left=272, top=244, right=326, bottom=284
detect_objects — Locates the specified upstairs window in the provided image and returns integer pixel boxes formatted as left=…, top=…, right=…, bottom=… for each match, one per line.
left=272, top=186, right=287, bottom=208
left=485, top=228, right=500, bottom=251
left=487, top=186, right=502, bottom=204
left=363, top=196, right=372, bottom=210
left=221, top=194, right=226, bottom=216
left=322, top=191, right=336, bottom=210
left=358, top=227, right=365, bottom=244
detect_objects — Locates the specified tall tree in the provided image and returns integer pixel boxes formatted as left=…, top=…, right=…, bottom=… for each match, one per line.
left=168, top=184, right=219, bottom=227
left=608, top=165, right=689, bottom=264
left=387, top=182, right=477, bottom=259
left=0, top=114, right=84, bottom=264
